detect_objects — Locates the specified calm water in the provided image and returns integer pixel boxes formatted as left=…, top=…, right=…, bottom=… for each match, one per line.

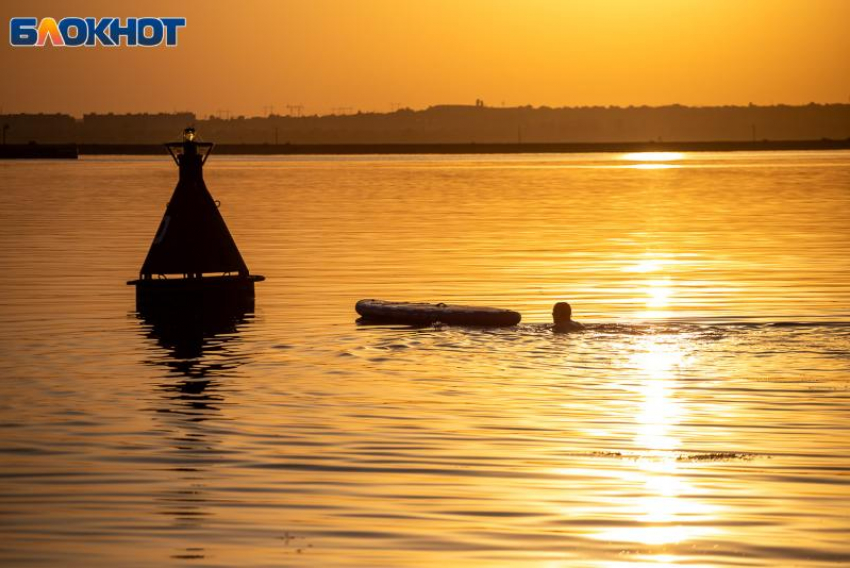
left=0, top=151, right=848, bottom=567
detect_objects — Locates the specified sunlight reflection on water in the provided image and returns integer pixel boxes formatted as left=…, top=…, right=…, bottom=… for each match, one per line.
left=591, top=336, right=718, bottom=551
left=621, top=152, right=685, bottom=162
left=620, top=152, right=685, bottom=170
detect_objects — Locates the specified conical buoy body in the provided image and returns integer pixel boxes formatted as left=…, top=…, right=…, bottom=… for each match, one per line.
left=129, top=129, right=264, bottom=311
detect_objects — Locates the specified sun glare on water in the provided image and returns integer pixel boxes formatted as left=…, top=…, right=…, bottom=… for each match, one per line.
left=620, top=152, right=685, bottom=169
left=624, top=259, right=668, bottom=273
left=621, top=152, right=684, bottom=162
left=624, top=258, right=678, bottom=319
left=590, top=336, right=719, bottom=552
left=646, top=279, right=673, bottom=309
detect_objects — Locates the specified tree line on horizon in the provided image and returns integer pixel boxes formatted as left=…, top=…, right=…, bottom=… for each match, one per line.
left=2, top=103, right=849, bottom=145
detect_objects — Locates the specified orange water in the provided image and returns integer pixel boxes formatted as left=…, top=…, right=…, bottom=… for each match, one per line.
left=0, top=151, right=848, bottom=566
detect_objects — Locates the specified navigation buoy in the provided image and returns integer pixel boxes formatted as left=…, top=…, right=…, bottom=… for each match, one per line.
left=128, top=128, right=264, bottom=310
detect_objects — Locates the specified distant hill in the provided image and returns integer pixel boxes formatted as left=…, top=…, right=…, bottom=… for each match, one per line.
left=2, top=104, right=849, bottom=145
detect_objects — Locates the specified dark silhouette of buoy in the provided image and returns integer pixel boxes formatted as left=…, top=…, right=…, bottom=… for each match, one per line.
left=128, top=128, right=264, bottom=311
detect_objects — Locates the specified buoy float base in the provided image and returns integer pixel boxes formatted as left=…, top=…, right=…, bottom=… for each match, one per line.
left=129, top=274, right=265, bottom=312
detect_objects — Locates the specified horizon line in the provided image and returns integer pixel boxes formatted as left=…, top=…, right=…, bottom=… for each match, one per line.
left=4, top=101, right=850, bottom=121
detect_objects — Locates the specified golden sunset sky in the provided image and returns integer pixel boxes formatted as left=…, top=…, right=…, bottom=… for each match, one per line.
left=2, top=0, right=849, bottom=116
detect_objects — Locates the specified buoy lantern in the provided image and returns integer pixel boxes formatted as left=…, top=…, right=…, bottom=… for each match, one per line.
left=128, top=128, right=264, bottom=310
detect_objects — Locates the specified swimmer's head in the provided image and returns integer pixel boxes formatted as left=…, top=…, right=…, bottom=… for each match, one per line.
left=553, top=302, right=573, bottom=324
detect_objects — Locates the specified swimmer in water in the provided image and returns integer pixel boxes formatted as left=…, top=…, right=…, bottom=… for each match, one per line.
left=552, top=301, right=584, bottom=332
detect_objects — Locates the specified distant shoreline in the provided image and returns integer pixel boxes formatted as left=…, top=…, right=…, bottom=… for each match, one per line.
left=81, top=139, right=850, bottom=155
left=2, top=139, right=849, bottom=159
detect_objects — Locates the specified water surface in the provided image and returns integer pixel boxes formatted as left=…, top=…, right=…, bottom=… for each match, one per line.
left=0, top=151, right=848, bottom=566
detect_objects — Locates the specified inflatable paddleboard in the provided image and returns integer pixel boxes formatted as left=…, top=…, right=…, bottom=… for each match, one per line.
left=356, top=299, right=521, bottom=327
